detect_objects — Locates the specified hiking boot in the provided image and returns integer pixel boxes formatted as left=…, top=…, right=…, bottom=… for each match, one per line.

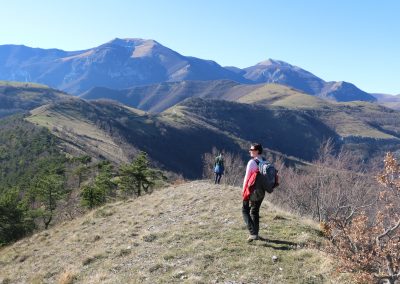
left=247, top=235, right=259, bottom=242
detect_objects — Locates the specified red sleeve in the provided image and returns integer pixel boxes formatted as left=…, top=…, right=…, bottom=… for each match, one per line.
left=242, top=171, right=258, bottom=201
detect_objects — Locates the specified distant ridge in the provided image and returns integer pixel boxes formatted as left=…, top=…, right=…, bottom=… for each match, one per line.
left=0, top=38, right=375, bottom=102
left=0, top=80, right=69, bottom=118
left=372, top=93, right=400, bottom=110
left=80, top=80, right=260, bottom=112
left=243, top=59, right=376, bottom=102
left=81, top=78, right=376, bottom=114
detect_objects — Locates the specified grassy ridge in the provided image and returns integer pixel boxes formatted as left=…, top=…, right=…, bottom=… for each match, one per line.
left=0, top=181, right=349, bottom=283
left=0, top=81, right=49, bottom=88
left=239, top=84, right=400, bottom=140
left=0, top=81, right=69, bottom=118
left=27, top=99, right=130, bottom=165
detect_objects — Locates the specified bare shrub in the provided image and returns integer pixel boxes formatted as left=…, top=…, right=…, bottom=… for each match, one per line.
left=325, top=152, right=400, bottom=283
left=272, top=140, right=377, bottom=223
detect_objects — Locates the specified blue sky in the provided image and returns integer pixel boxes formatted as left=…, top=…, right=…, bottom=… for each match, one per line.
left=0, top=0, right=399, bottom=94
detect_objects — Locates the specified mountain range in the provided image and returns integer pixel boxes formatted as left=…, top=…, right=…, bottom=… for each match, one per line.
left=1, top=37, right=400, bottom=178
left=0, top=38, right=377, bottom=102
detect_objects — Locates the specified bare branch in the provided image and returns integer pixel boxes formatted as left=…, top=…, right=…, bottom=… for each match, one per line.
left=376, top=218, right=400, bottom=245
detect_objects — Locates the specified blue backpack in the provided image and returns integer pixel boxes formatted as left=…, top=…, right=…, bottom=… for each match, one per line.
left=214, top=157, right=224, bottom=174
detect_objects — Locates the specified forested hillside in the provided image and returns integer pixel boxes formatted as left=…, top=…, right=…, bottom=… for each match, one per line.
left=0, top=115, right=67, bottom=244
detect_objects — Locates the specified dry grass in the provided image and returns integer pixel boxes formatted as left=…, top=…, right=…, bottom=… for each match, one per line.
left=57, top=269, right=78, bottom=284
left=0, top=181, right=351, bottom=283
left=238, top=83, right=329, bottom=110
left=239, top=84, right=399, bottom=140
left=319, top=111, right=396, bottom=139
left=27, top=105, right=129, bottom=164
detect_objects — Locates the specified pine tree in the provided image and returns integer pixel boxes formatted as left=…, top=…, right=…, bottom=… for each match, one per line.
left=72, top=155, right=92, bottom=188
left=80, top=183, right=104, bottom=209
left=81, top=161, right=115, bottom=209
left=96, top=161, right=115, bottom=201
left=34, top=171, right=65, bottom=229
left=118, top=152, right=164, bottom=197
left=0, top=188, right=34, bottom=245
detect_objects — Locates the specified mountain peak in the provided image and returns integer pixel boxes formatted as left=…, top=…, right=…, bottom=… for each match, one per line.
left=256, top=58, right=293, bottom=68
left=100, top=38, right=166, bottom=58
left=104, top=38, right=159, bottom=48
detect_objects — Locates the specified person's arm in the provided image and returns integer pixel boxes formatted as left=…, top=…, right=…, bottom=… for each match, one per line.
left=242, top=159, right=258, bottom=191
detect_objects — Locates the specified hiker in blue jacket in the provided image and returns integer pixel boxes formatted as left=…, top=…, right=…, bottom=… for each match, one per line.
left=214, top=153, right=224, bottom=184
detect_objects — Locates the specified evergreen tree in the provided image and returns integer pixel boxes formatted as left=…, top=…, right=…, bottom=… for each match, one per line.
left=80, top=183, right=104, bottom=209
left=0, top=188, right=34, bottom=245
left=34, top=170, right=65, bottom=229
left=95, top=161, right=115, bottom=201
left=72, top=155, right=92, bottom=188
left=118, top=152, right=164, bottom=197
left=80, top=161, right=115, bottom=209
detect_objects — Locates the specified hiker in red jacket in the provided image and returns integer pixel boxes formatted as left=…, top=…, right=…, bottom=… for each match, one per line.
left=242, top=143, right=264, bottom=242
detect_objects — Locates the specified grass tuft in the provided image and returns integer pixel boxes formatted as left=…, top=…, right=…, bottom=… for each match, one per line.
left=57, top=269, right=78, bottom=284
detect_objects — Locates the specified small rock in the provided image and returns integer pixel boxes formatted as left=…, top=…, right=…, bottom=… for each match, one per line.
left=272, top=255, right=278, bottom=262
left=174, top=270, right=185, bottom=278
left=18, top=255, right=28, bottom=263
left=1, top=278, right=11, bottom=284
left=143, top=234, right=157, bottom=242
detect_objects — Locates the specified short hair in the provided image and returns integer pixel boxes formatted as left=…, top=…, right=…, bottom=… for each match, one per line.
left=251, top=143, right=263, bottom=154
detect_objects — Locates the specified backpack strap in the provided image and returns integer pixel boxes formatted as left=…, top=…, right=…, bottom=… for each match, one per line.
left=253, top=158, right=262, bottom=173
left=253, top=157, right=264, bottom=165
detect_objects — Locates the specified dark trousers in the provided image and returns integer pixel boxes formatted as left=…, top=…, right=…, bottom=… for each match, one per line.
left=242, top=199, right=263, bottom=236
left=214, top=173, right=222, bottom=184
